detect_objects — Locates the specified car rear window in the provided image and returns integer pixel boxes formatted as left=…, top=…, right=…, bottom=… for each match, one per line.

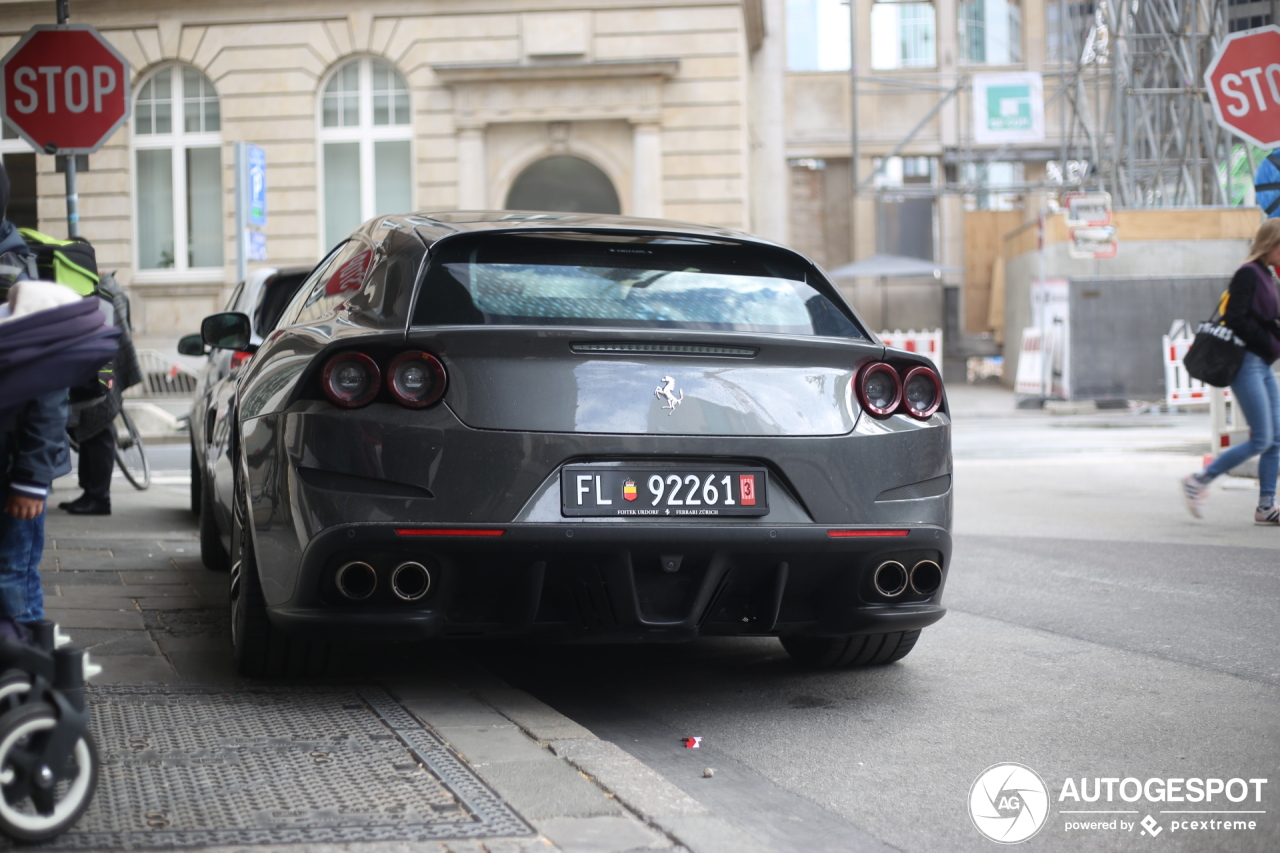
left=410, top=234, right=863, bottom=338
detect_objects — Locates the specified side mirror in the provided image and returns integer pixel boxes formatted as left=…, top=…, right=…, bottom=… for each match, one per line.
left=200, top=312, right=253, bottom=351
left=176, top=333, right=208, bottom=357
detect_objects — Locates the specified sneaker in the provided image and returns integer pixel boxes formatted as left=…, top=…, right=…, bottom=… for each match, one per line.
left=1255, top=506, right=1280, bottom=525
left=1182, top=474, right=1209, bottom=518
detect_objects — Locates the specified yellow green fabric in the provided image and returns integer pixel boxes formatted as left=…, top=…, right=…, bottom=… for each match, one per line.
left=17, top=228, right=98, bottom=295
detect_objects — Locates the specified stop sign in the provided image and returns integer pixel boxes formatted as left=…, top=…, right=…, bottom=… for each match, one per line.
left=1204, top=25, right=1280, bottom=150
left=1, top=25, right=130, bottom=154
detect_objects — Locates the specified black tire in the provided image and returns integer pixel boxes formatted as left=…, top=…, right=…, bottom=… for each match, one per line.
left=780, top=630, right=922, bottom=668
left=0, top=703, right=98, bottom=842
left=229, top=473, right=325, bottom=678
left=189, top=443, right=201, bottom=516
left=198, top=479, right=229, bottom=572
left=113, top=409, right=150, bottom=491
left=0, top=673, right=29, bottom=717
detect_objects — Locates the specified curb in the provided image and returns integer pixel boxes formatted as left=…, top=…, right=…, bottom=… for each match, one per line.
left=468, top=683, right=773, bottom=853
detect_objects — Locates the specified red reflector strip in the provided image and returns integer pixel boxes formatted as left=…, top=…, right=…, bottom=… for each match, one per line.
left=394, top=528, right=505, bottom=537
left=827, top=529, right=910, bottom=538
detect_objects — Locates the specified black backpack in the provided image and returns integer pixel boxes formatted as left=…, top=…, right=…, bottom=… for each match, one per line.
left=18, top=229, right=99, bottom=296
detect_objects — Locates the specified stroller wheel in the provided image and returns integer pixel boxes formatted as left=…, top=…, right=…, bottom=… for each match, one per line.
left=0, top=673, right=29, bottom=715
left=0, top=703, right=97, bottom=841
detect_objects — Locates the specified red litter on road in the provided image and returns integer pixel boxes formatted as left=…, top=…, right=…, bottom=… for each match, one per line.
left=682, top=736, right=702, bottom=748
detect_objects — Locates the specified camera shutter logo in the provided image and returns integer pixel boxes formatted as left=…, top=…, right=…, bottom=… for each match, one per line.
left=969, top=763, right=1050, bottom=844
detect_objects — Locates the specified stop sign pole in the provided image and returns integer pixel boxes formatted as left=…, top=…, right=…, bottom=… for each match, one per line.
left=0, top=2, right=130, bottom=238
left=1204, top=25, right=1280, bottom=151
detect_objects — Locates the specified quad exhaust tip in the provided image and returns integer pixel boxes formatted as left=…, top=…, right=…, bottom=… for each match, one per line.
left=910, top=560, right=942, bottom=596
left=335, top=561, right=377, bottom=601
left=391, top=561, right=432, bottom=602
left=872, top=560, right=908, bottom=598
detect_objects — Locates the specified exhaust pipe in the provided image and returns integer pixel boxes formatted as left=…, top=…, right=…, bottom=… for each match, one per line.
left=910, top=560, right=942, bottom=596
left=872, top=560, right=908, bottom=598
left=335, top=561, right=377, bottom=601
left=391, top=561, right=432, bottom=602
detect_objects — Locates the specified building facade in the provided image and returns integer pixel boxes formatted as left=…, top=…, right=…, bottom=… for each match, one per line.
left=1, top=0, right=786, bottom=336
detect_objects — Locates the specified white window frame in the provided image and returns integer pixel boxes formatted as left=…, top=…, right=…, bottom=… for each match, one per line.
left=870, top=2, right=937, bottom=70
left=131, top=63, right=224, bottom=284
left=316, top=57, right=414, bottom=255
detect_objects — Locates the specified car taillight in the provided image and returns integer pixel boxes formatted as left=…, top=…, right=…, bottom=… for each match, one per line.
left=856, top=362, right=901, bottom=417
left=322, top=352, right=380, bottom=408
left=229, top=351, right=253, bottom=372
left=902, top=365, right=943, bottom=419
left=387, top=351, right=447, bottom=408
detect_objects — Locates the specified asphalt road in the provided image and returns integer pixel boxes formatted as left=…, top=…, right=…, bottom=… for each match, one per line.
left=472, top=401, right=1280, bottom=853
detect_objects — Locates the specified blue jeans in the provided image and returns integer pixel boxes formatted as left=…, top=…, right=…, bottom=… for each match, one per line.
left=1205, top=351, right=1280, bottom=503
left=0, top=509, right=44, bottom=622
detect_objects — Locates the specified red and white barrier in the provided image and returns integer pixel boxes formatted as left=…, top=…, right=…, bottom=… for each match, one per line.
left=878, top=328, right=942, bottom=366
left=1014, top=327, right=1045, bottom=396
left=1162, top=320, right=1228, bottom=408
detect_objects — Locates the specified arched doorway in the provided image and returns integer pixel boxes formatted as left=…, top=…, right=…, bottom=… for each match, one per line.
left=505, top=155, right=621, bottom=214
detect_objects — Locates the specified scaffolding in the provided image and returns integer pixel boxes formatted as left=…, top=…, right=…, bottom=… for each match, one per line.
left=1071, top=0, right=1235, bottom=207
left=850, top=0, right=1254, bottom=207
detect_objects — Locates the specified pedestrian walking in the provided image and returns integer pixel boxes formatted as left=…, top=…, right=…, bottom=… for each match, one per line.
left=1182, top=218, right=1280, bottom=522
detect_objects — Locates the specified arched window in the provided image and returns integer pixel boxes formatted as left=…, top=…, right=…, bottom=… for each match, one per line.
left=133, top=65, right=223, bottom=273
left=505, top=156, right=621, bottom=214
left=319, top=58, right=413, bottom=248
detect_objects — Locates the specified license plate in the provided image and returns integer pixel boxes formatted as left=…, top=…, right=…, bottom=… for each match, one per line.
left=561, top=467, right=769, bottom=517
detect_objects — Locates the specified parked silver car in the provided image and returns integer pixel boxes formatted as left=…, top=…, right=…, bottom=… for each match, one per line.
left=179, top=266, right=311, bottom=570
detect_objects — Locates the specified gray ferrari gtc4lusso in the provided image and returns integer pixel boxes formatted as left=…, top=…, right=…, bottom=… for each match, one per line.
left=198, top=212, right=952, bottom=677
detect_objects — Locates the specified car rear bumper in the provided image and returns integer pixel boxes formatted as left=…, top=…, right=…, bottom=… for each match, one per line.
left=266, top=522, right=950, bottom=642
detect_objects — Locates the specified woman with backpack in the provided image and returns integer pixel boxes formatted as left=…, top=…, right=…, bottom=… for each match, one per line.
left=1183, top=218, right=1280, bottom=522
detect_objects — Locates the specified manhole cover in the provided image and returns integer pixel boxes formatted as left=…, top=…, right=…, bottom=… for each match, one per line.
left=17, top=685, right=532, bottom=849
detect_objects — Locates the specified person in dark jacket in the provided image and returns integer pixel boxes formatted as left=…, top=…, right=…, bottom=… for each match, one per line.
left=1183, top=218, right=1280, bottom=523
left=0, top=388, right=70, bottom=635
left=0, top=165, right=32, bottom=298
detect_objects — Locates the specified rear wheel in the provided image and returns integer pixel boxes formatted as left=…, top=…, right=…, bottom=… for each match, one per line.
left=112, top=409, right=150, bottom=491
left=780, top=630, right=921, bottom=668
left=198, top=480, right=228, bottom=572
left=229, top=472, right=325, bottom=678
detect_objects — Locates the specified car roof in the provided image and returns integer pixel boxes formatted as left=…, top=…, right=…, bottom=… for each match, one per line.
left=372, top=210, right=783, bottom=249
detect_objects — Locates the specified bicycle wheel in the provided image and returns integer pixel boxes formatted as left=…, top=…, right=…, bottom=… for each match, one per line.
left=113, top=409, right=150, bottom=491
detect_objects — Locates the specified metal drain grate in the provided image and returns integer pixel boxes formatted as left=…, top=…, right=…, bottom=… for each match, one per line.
left=24, top=684, right=532, bottom=850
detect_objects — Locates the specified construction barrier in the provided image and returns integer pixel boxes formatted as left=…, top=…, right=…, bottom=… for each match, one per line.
left=1013, top=327, right=1045, bottom=396
left=124, top=350, right=200, bottom=399
left=1162, top=320, right=1227, bottom=408
left=878, top=328, right=942, bottom=366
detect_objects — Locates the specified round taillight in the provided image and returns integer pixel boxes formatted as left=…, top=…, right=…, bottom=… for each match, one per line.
left=902, top=365, right=943, bottom=419
left=387, top=351, right=447, bottom=408
left=322, top=352, right=380, bottom=408
left=856, top=362, right=902, bottom=417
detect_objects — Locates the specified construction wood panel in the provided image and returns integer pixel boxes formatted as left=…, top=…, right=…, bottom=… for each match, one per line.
left=963, top=210, right=1022, bottom=334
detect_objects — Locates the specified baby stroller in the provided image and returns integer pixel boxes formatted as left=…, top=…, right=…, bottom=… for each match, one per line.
left=0, top=622, right=99, bottom=841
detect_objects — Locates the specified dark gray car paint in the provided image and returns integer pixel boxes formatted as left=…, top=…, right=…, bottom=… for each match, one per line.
left=213, top=212, right=952, bottom=638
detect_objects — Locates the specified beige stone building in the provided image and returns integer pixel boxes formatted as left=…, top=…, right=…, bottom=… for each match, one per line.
left=4, top=0, right=1268, bottom=347
left=0, top=0, right=789, bottom=336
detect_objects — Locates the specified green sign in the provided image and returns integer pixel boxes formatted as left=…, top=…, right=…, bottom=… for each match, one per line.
left=985, top=85, right=1033, bottom=132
